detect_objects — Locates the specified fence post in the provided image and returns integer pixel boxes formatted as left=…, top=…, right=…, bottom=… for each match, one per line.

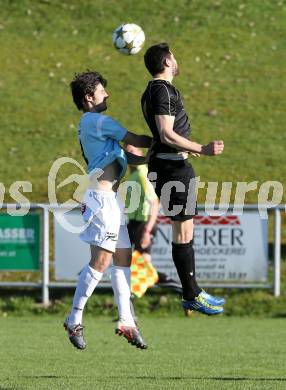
left=42, top=206, right=50, bottom=305
left=273, top=208, right=281, bottom=297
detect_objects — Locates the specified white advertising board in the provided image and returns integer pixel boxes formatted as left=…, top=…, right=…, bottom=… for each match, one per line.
left=152, top=213, right=268, bottom=282
left=54, top=211, right=268, bottom=283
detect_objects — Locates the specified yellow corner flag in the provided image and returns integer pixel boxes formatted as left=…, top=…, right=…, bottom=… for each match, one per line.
left=130, top=250, right=159, bottom=298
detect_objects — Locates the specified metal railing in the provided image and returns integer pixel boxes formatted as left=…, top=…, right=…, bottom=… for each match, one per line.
left=0, top=203, right=284, bottom=304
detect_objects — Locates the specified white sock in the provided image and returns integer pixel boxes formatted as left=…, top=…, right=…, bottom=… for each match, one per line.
left=111, top=265, right=135, bottom=327
left=68, top=264, right=103, bottom=326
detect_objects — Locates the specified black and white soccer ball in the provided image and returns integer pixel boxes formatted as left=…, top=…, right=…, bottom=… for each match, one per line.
left=112, top=23, right=145, bottom=55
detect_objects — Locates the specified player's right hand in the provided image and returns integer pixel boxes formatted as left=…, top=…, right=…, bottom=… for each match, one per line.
left=140, top=231, right=152, bottom=250
left=202, top=140, right=224, bottom=156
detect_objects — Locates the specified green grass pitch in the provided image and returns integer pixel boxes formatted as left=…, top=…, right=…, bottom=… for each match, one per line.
left=1, top=315, right=286, bottom=389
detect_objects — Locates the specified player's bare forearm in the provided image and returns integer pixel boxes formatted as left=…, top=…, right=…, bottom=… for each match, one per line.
left=145, top=198, right=159, bottom=232
left=165, top=134, right=202, bottom=153
left=155, top=114, right=224, bottom=156
left=162, top=132, right=224, bottom=156
left=162, top=133, right=202, bottom=153
left=125, top=151, right=147, bottom=165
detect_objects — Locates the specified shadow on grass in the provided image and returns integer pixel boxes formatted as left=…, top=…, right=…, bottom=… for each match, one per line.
left=17, top=375, right=286, bottom=381
left=135, top=376, right=286, bottom=381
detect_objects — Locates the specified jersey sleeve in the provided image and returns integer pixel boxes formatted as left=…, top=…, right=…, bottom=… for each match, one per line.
left=100, top=116, right=128, bottom=141
left=151, top=84, right=176, bottom=116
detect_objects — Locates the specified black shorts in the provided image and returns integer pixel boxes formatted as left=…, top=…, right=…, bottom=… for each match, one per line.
left=127, top=220, right=157, bottom=254
left=148, top=157, right=197, bottom=221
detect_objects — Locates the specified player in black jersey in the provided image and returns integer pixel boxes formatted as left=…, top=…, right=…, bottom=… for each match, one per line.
left=142, top=43, right=225, bottom=315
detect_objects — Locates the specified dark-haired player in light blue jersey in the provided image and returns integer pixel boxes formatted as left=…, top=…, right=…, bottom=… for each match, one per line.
left=64, top=71, right=151, bottom=350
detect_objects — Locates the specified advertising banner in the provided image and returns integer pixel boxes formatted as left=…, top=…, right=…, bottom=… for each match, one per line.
left=54, top=210, right=268, bottom=283
left=152, top=213, right=268, bottom=282
left=0, top=214, right=41, bottom=271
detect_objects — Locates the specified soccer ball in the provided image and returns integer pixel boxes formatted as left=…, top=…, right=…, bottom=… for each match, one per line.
left=112, top=23, right=145, bottom=55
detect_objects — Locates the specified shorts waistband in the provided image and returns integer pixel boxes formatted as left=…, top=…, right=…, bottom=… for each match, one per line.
left=87, top=189, right=117, bottom=197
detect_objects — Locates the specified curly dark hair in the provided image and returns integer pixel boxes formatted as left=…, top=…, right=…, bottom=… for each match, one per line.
left=70, top=71, right=107, bottom=111
left=144, top=43, right=171, bottom=76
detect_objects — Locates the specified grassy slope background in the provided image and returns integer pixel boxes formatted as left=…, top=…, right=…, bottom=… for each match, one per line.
left=0, top=0, right=285, bottom=247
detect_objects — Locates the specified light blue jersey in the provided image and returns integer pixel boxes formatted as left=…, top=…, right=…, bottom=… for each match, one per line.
left=78, top=112, right=128, bottom=179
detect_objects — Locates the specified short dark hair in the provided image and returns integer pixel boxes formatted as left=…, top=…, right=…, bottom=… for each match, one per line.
left=144, top=43, right=171, bottom=76
left=70, top=71, right=107, bottom=111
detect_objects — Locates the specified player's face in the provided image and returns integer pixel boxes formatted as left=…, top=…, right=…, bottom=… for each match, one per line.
left=91, top=83, right=109, bottom=112
left=170, top=52, right=179, bottom=76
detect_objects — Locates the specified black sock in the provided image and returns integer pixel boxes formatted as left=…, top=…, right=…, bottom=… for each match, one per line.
left=172, top=240, right=201, bottom=301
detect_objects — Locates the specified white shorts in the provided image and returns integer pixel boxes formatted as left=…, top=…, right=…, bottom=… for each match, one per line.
left=80, top=189, right=131, bottom=253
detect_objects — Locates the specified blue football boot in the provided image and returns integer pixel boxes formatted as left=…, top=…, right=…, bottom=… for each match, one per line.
left=200, top=290, right=225, bottom=306
left=182, top=292, right=224, bottom=316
